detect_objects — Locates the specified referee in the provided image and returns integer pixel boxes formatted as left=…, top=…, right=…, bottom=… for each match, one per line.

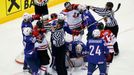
left=90, top=2, right=119, bottom=56
left=51, top=19, right=67, bottom=75
left=34, top=0, right=49, bottom=15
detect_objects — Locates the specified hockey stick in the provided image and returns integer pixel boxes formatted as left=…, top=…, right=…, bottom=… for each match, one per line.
left=87, top=3, right=121, bottom=28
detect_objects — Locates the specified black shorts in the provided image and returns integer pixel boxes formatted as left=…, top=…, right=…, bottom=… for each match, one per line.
left=37, top=50, right=50, bottom=65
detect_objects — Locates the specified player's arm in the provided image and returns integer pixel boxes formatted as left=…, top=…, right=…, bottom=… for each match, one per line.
left=90, top=6, right=111, bottom=17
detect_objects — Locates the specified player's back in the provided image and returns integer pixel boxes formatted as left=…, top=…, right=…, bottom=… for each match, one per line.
left=86, top=38, right=108, bottom=64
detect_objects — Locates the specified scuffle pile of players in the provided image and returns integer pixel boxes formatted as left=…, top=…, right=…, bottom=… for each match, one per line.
left=21, top=1, right=119, bottom=75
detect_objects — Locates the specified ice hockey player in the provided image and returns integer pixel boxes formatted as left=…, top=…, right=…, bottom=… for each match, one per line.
left=89, top=2, right=119, bottom=56
left=65, top=41, right=87, bottom=71
left=32, top=20, right=47, bottom=38
left=77, top=5, right=98, bottom=40
left=84, top=29, right=110, bottom=75
left=23, top=27, right=40, bottom=75
left=97, top=22, right=116, bottom=75
left=34, top=34, right=51, bottom=75
left=34, top=0, right=49, bottom=16
left=61, top=2, right=85, bottom=41
left=21, top=13, right=34, bottom=72
left=21, top=13, right=41, bottom=32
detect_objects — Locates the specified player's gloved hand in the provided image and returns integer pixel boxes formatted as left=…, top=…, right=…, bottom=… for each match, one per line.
left=82, top=51, right=89, bottom=55
left=32, top=14, right=40, bottom=20
left=72, top=30, right=80, bottom=36
left=32, top=37, right=36, bottom=43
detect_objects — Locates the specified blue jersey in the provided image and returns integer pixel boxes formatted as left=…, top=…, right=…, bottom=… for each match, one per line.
left=82, top=10, right=97, bottom=31
left=51, top=20, right=72, bottom=34
left=23, top=35, right=35, bottom=57
left=66, top=41, right=86, bottom=58
left=86, top=38, right=109, bottom=64
left=21, top=21, right=33, bottom=36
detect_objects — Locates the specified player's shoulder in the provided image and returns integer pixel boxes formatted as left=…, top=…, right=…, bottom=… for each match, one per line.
left=88, top=38, right=103, bottom=43
left=62, top=9, right=70, bottom=12
left=72, top=4, right=79, bottom=9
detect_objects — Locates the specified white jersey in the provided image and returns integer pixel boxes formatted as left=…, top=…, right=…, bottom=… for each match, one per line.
left=35, top=38, right=48, bottom=50
left=61, top=9, right=82, bottom=29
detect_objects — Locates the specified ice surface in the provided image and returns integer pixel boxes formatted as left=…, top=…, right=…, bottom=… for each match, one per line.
left=0, top=0, right=134, bottom=75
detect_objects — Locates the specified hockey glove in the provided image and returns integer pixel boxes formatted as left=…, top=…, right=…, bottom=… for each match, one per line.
left=32, top=14, right=40, bottom=20
left=72, top=30, right=80, bottom=36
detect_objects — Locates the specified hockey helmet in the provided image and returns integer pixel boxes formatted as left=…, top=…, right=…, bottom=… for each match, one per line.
left=36, top=20, right=43, bottom=28
left=23, top=13, right=32, bottom=21
left=97, top=22, right=104, bottom=30
left=106, top=2, right=114, bottom=10
left=64, top=2, right=71, bottom=8
left=57, top=19, right=65, bottom=26
left=78, top=5, right=86, bottom=11
left=92, top=29, right=101, bottom=38
left=50, top=13, right=58, bottom=19
left=76, top=44, right=83, bottom=53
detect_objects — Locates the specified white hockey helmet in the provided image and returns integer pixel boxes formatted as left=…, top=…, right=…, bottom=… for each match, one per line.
left=76, top=44, right=82, bottom=53
left=23, top=13, right=32, bottom=21
left=23, top=27, right=32, bottom=36
left=92, top=29, right=100, bottom=38
left=58, top=14, right=65, bottom=20
left=40, top=15, right=49, bottom=21
left=77, top=4, right=86, bottom=11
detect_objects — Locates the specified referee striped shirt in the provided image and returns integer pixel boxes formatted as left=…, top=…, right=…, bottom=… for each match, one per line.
left=51, top=28, right=65, bottom=47
left=92, top=7, right=118, bottom=27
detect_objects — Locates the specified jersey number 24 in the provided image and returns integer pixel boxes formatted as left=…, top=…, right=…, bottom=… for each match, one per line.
left=89, top=45, right=101, bottom=56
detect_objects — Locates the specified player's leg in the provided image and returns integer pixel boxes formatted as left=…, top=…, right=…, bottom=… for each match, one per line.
left=37, top=50, right=51, bottom=75
left=25, top=50, right=40, bottom=75
left=25, top=57, right=39, bottom=75
left=55, top=45, right=67, bottom=75
left=98, top=63, right=107, bottom=75
left=106, top=53, right=114, bottom=75
left=105, top=26, right=119, bottom=56
left=41, top=4, right=49, bottom=15
left=87, top=63, right=96, bottom=75
left=23, top=57, right=28, bottom=70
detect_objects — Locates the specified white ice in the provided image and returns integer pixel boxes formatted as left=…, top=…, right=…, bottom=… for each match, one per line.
left=0, top=0, right=134, bottom=75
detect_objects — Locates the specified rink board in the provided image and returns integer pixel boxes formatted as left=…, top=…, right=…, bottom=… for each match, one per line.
left=0, top=0, right=68, bottom=24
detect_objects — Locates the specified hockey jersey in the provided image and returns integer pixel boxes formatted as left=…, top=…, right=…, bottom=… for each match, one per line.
left=86, top=38, right=109, bottom=64
left=21, top=21, right=33, bottom=36
left=23, top=35, right=36, bottom=57
left=34, top=37, right=48, bottom=50
left=82, top=9, right=97, bottom=31
left=81, top=9, right=97, bottom=39
left=61, top=4, right=82, bottom=29
left=51, top=19, right=72, bottom=35
left=100, top=29, right=116, bottom=53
